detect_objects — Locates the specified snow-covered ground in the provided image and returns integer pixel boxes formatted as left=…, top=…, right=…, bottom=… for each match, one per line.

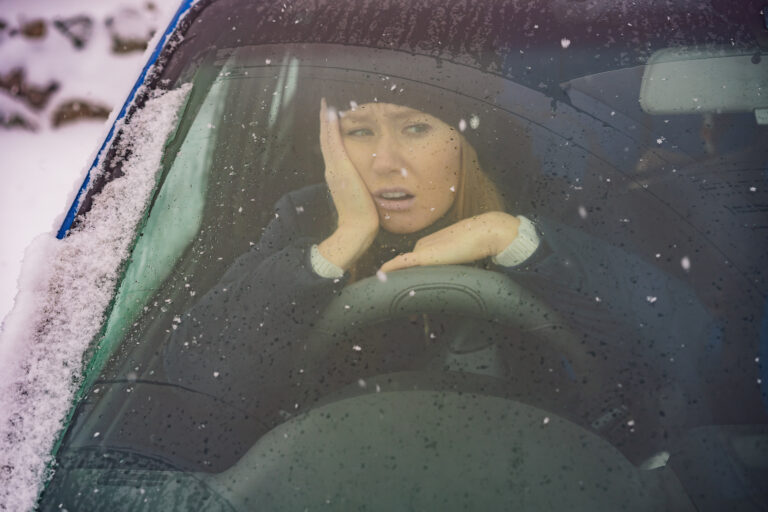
left=0, top=0, right=181, bottom=329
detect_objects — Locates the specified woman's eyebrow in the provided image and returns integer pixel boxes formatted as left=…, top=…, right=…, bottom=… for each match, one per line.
left=340, top=111, right=372, bottom=122
left=341, top=109, right=424, bottom=122
left=386, top=110, right=424, bottom=121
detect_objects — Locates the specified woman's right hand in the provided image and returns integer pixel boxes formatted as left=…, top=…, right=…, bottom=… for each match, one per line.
left=317, top=98, right=379, bottom=270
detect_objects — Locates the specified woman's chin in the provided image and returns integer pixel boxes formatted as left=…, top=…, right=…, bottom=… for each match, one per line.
left=379, top=215, right=426, bottom=235
left=379, top=216, right=430, bottom=234
left=379, top=207, right=449, bottom=234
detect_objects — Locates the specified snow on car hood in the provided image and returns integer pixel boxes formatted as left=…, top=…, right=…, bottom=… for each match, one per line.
left=0, top=84, right=190, bottom=512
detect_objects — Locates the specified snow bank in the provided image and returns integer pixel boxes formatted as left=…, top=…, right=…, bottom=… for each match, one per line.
left=0, top=84, right=190, bottom=512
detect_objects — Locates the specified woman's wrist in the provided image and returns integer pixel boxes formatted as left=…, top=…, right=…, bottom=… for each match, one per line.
left=491, top=215, right=539, bottom=267
left=487, top=212, right=521, bottom=255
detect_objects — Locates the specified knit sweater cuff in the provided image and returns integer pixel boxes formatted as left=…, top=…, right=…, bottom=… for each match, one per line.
left=310, top=244, right=345, bottom=279
left=491, top=215, right=539, bottom=267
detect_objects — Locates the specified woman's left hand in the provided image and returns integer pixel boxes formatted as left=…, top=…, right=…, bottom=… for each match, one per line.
left=379, top=212, right=521, bottom=272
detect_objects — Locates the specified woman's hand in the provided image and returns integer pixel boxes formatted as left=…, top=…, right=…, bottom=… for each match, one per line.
left=379, top=212, right=520, bottom=272
left=317, top=98, right=380, bottom=270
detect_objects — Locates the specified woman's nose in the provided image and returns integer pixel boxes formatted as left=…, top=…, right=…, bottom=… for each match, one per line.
left=370, top=136, right=405, bottom=175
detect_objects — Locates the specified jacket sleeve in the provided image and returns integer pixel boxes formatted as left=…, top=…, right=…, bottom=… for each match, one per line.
left=163, top=191, right=348, bottom=426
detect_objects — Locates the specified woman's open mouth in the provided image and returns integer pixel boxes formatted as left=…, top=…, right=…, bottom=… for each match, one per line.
left=373, top=188, right=416, bottom=211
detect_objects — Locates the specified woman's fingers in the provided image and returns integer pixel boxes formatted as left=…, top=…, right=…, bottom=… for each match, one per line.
left=380, top=239, right=461, bottom=272
left=318, top=98, right=379, bottom=247
left=380, top=253, right=420, bottom=272
left=412, top=225, right=454, bottom=251
left=320, top=98, right=347, bottom=165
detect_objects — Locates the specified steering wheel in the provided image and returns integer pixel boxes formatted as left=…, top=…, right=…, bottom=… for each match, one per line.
left=311, top=265, right=584, bottom=368
left=201, top=267, right=660, bottom=511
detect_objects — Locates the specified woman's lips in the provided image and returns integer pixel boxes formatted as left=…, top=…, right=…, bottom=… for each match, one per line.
left=373, top=187, right=416, bottom=211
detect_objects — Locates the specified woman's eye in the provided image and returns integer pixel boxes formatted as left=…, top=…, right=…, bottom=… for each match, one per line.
left=345, top=128, right=374, bottom=137
left=403, top=123, right=431, bottom=135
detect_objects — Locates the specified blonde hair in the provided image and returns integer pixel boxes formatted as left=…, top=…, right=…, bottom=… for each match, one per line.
left=448, top=135, right=505, bottom=220
left=349, top=135, right=504, bottom=282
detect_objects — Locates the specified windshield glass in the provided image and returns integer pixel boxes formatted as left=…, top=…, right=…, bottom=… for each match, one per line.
left=41, top=1, right=768, bottom=510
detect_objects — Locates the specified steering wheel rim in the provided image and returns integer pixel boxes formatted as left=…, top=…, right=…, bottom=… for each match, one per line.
left=305, top=264, right=614, bottom=437
left=313, top=265, right=578, bottom=353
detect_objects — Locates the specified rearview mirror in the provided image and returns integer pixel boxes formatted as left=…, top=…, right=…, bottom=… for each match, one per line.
left=640, top=46, right=768, bottom=123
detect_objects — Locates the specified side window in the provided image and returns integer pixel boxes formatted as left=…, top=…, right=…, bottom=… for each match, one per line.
left=87, top=73, right=229, bottom=388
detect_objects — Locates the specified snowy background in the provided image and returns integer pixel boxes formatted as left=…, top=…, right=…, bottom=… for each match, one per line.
left=0, top=2, right=186, bottom=508
left=0, top=0, right=181, bottom=330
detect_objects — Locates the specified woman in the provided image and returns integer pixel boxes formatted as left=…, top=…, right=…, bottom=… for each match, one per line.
left=164, top=97, right=709, bottom=467
left=161, top=96, right=552, bottom=460
left=312, top=98, right=539, bottom=280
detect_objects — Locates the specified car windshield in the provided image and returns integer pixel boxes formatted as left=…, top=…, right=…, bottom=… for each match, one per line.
left=41, top=1, right=768, bottom=510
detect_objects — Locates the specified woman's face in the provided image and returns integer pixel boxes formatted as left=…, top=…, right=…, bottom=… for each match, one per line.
left=339, top=103, right=461, bottom=234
